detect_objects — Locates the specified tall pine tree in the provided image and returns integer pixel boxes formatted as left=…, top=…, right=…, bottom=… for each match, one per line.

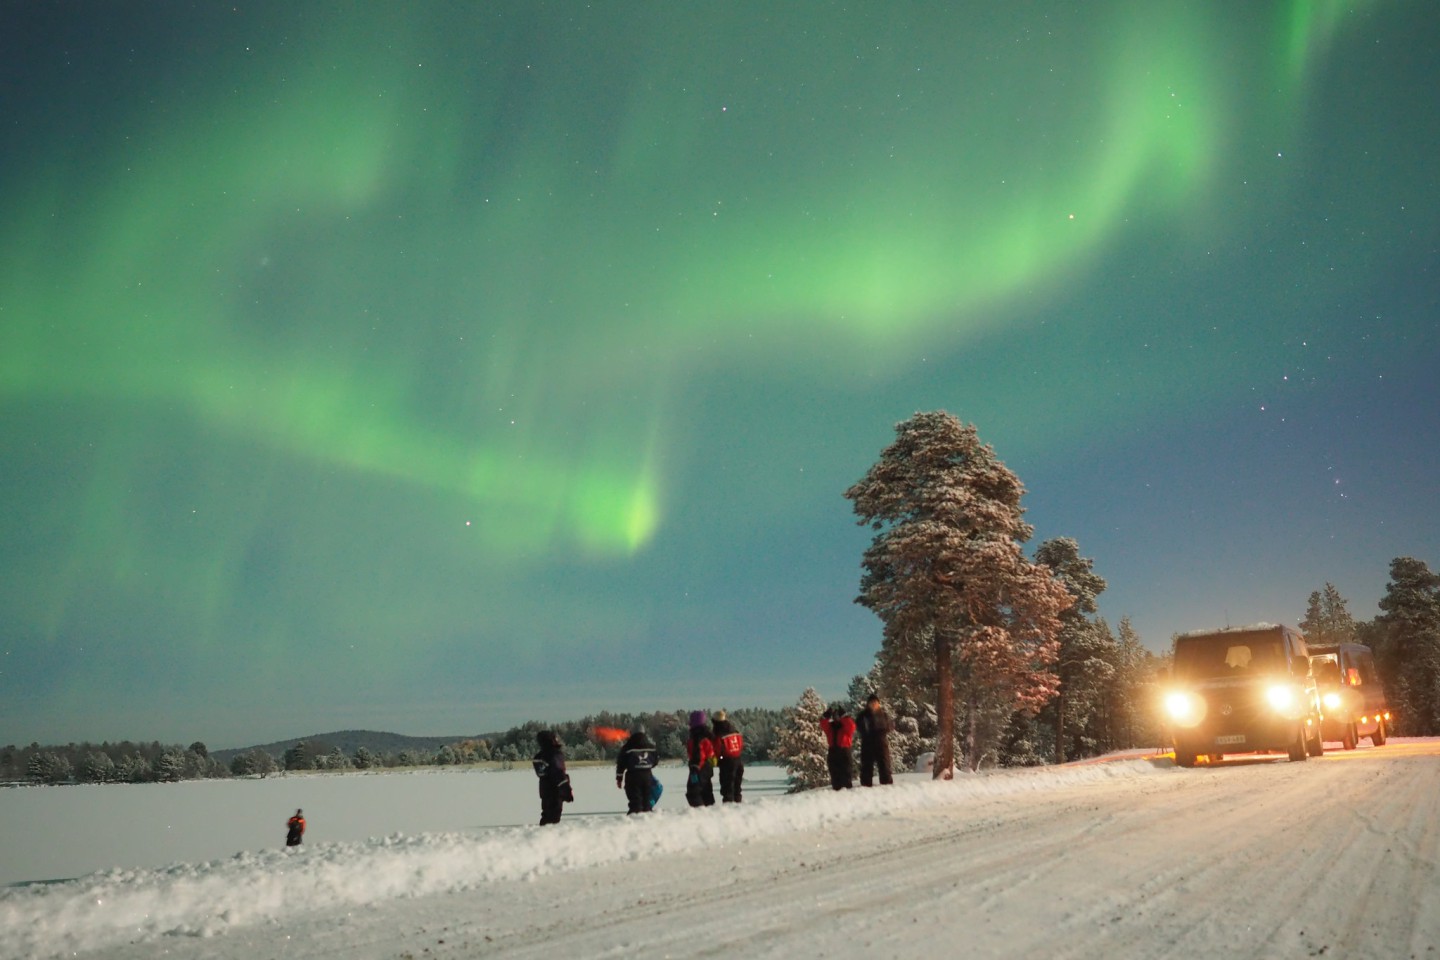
left=1108, top=617, right=1161, bottom=750
left=1033, top=538, right=1108, bottom=763
left=1369, top=557, right=1440, bottom=735
left=845, top=412, right=1071, bottom=775
left=1299, top=582, right=1358, bottom=646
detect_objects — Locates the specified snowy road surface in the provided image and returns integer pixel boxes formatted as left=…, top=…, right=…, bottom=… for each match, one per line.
left=8, top=741, right=1439, bottom=959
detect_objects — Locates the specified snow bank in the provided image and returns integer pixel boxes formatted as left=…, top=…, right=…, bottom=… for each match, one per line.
left=0, top=760, right=1167, bottom=960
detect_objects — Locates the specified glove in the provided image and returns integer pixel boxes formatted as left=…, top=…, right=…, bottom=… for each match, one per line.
left=616, top=776, right=623, bottom=788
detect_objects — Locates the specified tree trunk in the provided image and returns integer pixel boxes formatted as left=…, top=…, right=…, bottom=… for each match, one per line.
left=933, top=632, right=955, bottom=779
left=965, top=687, right=980, bottom=772
left=1054, top=688, right=1066, bottom=764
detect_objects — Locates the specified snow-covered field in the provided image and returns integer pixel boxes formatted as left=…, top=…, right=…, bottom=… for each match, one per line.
left=4, top=743, right=1438, bottom=960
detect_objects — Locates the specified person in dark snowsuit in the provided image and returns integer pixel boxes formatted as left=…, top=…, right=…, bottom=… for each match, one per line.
left=685, top=710, right=717, bottom=807
left=856, top=694, right=895, bottom=786
left=615, top=727, right=659, bottom=814
left=285, top=809, right=306, bottom=846
left=532, top=730, right=572, bottom=826
left=820, top=706, right=856, bottom=790
left=710, top=709, right=745, bottom=803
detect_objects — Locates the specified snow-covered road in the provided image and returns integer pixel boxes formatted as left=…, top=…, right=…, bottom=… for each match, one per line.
left=15, top=741, right=1440, bottom=959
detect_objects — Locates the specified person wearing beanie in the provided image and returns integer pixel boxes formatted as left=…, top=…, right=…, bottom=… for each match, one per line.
left=820, top=704, right=857, bottom=790
left=856, top=693, right=895, bottom=786
left=710, top=708, right=745, bottom=803
left=532, top=730, right=573, bottom=825
left=615, top=727, right=659, bottom=814
left=685, top=711, right=717, bottom=807
left=285, top=808, right=306, bottom=846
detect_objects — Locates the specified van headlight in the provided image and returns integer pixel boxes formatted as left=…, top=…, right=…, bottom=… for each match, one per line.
left=1164, top=691, right=1206, bottom=728
left=1266, top=684, right=1301, bottom=717
left=1322, top=691, right=1342, bottom=711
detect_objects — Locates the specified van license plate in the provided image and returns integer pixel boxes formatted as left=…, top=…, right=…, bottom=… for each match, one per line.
left=1215, top=735, right=1246, bottom=745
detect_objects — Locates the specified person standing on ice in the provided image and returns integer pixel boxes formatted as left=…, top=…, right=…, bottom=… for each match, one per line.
left=285, top=809, right=305, bottom=846
left=856, top=693, right=895, bottom=786
left=820, top=705, right=856, bottom=790
left=532, top=730, right=573, bottom=826
left=615, top=727, right=660, bottom=814
left=710, top=708, right=745, bottom=802
left=685, top=710, right=717, bottom=807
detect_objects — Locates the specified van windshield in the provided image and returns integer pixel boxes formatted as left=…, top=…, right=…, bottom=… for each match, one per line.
left=1174, top=631, right=1287, bottom=680
left=1311, top=657, right=1342, bottom=686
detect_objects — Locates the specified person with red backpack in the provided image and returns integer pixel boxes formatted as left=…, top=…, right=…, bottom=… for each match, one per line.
left=710, top=709, right=745, bottom=803
left=820, top=705, right=856, bottom=790
left=685, top=710, right=717, bottom=807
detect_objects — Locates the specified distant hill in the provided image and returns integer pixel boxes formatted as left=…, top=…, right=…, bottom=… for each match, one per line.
left=211, top=730, right=480, bottom=766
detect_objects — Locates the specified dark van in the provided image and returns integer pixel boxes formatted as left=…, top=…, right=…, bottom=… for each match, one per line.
left=1308, top=643, right=1391, bottom=749
left=1163, top=624, right=1323, bottom=767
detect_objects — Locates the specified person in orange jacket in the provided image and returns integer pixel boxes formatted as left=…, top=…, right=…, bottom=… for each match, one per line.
left=820, top=705, right=856, bottom=790
left=685, top=710, right=717, bottom=807
left=285, top=808, right=305, bottom=846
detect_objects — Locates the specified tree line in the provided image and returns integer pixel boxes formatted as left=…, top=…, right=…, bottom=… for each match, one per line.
left=3, top=708, right=792, bottom=785
left=1, top=740, right=224, bottom=785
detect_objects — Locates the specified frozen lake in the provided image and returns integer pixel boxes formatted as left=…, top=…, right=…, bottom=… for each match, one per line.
left=0, top=763, right=791, bottom=886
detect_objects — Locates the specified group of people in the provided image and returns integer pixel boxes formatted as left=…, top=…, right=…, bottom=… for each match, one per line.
left=820, top=694, right=894, bottom=790
left=535, top=708, right=748, bottom=824
left=289, top=697, right=894, bottom=839
left=678, top=709, right=746, bottom=808
left=613, top=708, right=747, bottom=815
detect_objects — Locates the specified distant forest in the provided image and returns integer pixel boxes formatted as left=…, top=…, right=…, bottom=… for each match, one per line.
left=0, top=707, right=789, bottom=785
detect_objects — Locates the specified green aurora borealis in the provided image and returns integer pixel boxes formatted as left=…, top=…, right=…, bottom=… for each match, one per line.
left=3, top=1, right=1437, bottom=745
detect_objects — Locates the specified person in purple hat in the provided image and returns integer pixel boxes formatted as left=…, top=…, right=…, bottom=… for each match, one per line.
left=684, top=710, right=716, bottom=807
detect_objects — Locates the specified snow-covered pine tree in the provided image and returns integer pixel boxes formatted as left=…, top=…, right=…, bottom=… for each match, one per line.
left=1109, top=616, right=1162, bottom=750
left=1033, top=537, right=1109, bottom=763
left=283, top=742, right=312, bottom=771
left=118, top=754, right=151, bottom=782
left=772, top=687, right=829, bottom=792
left=27, top=752, right=71, bottom=784
left=1369, top=557, right=1440, bottom=735
left=1300, top=583, right=1358, bottom=646
left=845, top=411, right=1072, bottom=774
left=79, top=751, right=115, bottom=783
left=154, top=750, right=187, bottom=782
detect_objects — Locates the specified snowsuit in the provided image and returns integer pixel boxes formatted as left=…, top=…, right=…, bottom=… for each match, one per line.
left=616, top=731, right=659, bottom=814
left=285, top=811, right=305, bottom=846
left=856, top=702, right=894, bottom=786
left=685, top=723, right=717, bottom=807
left=820, top=713, right=856, bottom=790
left=532, top=731, right=572, bottom=826
left=711, top=715, right=745, bottom=803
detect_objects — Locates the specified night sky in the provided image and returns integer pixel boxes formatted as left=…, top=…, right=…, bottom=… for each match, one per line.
left=3, top=2, right=1437, bottom=749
